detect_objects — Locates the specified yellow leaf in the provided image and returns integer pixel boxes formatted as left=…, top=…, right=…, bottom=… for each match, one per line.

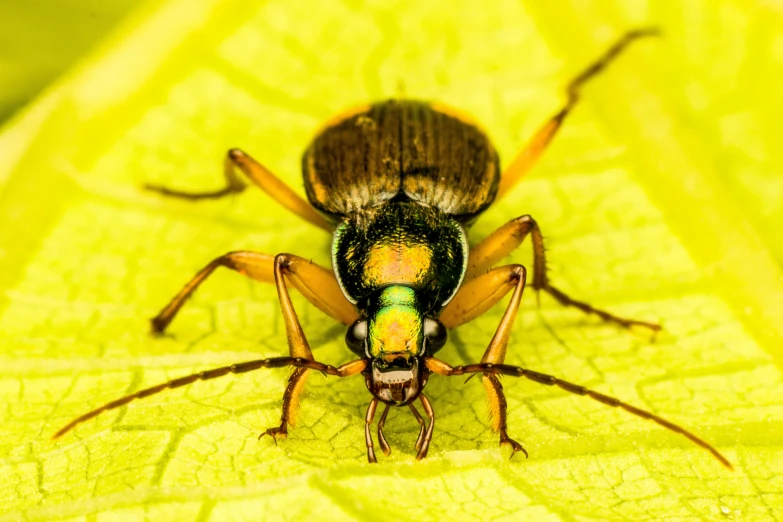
left=1, top=0, right=782, bottom=520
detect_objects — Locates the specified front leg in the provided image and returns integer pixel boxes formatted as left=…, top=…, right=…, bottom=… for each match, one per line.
left=260, top=254, right=335, bottom=438
left=483, top=374, right=527, bottom=458
left=440, top=264, right=528, bottom=455
left=259, top=367, right=308, bottom=442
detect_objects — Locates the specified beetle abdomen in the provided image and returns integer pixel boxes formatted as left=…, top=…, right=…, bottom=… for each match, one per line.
left=303, top=100, right=500, bottom=222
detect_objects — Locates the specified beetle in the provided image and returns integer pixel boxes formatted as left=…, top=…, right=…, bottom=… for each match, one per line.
left=54, top=29, right=731, bottom=469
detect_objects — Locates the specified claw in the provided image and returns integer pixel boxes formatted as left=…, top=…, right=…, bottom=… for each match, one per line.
left=259, top=424, right=288, bottom=445
left=500, top=432, right=528, bottom=459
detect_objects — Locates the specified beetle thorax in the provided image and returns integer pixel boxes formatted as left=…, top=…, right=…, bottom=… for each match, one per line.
left=331, top=201, right=468, bottom=313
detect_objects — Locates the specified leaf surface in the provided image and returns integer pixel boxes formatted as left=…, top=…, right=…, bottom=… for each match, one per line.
left=1, top=0, right=782, bottom=520
left=0, top=0, right=139, bottom=123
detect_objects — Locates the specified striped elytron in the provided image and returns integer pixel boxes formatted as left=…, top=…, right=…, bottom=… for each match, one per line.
left=55, top=30, right=731, bottom=469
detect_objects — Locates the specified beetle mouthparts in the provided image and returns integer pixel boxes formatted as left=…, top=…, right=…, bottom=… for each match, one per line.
left=371, top=357, right=420, bottom=404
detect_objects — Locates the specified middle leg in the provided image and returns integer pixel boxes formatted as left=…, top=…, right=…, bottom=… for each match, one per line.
left=150, top=251, right=359, bottom=440
left=151, top=251, right=358, bottom=334
left=467, top=214, right=660, bottom=331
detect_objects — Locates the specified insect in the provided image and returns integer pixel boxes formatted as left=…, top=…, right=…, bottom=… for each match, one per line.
left=54, top=29, right=731, bottom=469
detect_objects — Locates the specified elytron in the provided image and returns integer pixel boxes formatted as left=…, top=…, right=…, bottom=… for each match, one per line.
left=55, top=29, right=731, bottom=469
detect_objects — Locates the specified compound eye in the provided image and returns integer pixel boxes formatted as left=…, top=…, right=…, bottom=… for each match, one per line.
left=345, top=319, right=368, bottom=356
left=423, top=317, right=447, bottom=354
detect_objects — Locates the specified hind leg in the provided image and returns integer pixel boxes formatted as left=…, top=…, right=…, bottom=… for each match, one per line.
left=496, top=29, right=658, bottom=199
left=145, top=148, right=331, bottom=231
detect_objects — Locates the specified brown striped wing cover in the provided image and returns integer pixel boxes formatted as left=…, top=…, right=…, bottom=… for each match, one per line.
left=302, top=100, right=500, bottom=223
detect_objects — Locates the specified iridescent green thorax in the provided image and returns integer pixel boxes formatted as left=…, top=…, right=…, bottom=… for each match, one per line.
left=332, top=201, right=468, bottom=313
left=367, top=286, right=423, bottom=360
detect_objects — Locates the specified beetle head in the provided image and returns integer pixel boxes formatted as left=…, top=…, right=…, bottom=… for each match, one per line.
left=345, top=286, right=447, bottom=405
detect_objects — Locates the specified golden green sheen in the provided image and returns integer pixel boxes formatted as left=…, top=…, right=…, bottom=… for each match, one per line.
left=0, top=0, right=782, bottom=520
